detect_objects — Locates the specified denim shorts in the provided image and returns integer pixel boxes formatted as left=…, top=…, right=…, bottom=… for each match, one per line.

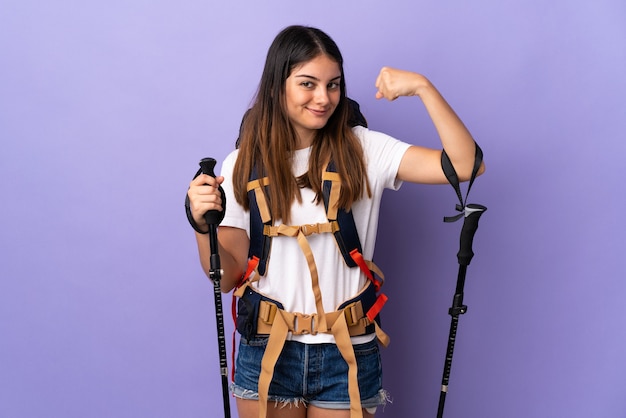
left=231, top=335, right=387, bottom=410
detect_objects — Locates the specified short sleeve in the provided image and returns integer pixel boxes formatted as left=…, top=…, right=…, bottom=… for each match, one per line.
left=219, top=149, right=250, bottom=234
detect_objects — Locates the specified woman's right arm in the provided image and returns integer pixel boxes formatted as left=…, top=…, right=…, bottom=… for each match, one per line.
left=188, top=174, right=250, bottom=292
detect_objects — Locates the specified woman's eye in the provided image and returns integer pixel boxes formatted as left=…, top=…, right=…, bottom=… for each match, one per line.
left=328, top=82, right=340, bottom=89
left=301, top=81, right=314, bottom=88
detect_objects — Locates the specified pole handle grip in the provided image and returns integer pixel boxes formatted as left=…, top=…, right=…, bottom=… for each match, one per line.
left=457, top=204, right=486, bottom=266
left=199, top=158, right=226, bottom=226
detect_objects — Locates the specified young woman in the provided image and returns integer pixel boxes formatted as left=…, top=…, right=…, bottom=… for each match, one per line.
left=187, top=25, right=485, bottom=418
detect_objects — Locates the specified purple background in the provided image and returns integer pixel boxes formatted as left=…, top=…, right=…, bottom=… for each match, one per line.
left=1, top=1, right=625, bottom=417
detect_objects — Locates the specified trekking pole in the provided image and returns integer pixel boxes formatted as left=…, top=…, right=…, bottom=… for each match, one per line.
left=437, top=204, right=486, bottom=418
left=198, top=158, right=231, bottom=418
left=435, top=145, right=485, bottom=418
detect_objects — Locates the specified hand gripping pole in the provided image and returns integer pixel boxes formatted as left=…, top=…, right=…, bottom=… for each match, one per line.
left=198, top=158, right=231, bottom=418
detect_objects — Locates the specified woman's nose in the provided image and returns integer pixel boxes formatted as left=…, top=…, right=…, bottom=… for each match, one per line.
left=314, top=87, right=329, bottom=105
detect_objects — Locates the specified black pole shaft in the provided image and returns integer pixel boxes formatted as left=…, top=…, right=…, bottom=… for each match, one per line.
left=199, top=158, right=231, bottom=418
left=208, top=224, right=231, bottom=418
left=436, top=205, right=485, bottom=417
left=437, top=312, right=460, bottom=418
left=437, top=264, right=467, bottom=418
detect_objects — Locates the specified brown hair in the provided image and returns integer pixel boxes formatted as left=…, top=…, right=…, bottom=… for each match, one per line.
left=233, top=25, right=371, bottom=224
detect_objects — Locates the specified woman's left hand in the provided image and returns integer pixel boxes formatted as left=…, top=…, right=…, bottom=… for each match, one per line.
left=375, top=67, right=429, bottom=101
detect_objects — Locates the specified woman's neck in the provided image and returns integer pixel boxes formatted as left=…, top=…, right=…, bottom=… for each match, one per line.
left=294, top=129, right=316, bottom=150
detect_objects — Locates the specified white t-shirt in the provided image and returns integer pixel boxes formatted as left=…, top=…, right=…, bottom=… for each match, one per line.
left=220, top=125, right=411, bottom=343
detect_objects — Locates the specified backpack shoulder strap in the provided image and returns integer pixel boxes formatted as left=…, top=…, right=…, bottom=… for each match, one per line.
left=322, top=161, right=362, bottom=268
left=247, top=167, right=273, bottom=275
left=247, top=161, right=364, bottom=274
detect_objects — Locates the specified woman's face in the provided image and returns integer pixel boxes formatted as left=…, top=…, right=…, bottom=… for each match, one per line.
left=284, top=54, right=341, bottom=148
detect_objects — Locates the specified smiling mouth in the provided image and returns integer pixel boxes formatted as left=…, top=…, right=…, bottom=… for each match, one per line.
left=307, top=108, right=329, bottom=117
